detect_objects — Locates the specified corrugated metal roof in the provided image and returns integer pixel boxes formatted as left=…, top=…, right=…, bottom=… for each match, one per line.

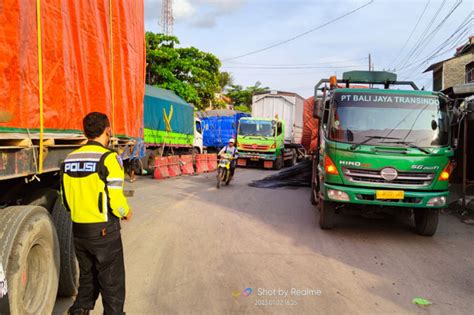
left=424, top=37, right=473, bottom=73
left=253, top=90, right=306, bottom=100
left=145, top=85, right=193, bottom=107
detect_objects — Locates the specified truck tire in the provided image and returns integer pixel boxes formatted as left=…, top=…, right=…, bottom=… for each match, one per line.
left=285, top=150, right=297, bottom=167
left=216, top=168, right=222, bottom=189
left=142, top=149, right=157, bottom=174
left=414, top=208, right=439, bottom=236
left=319, top=199, right=336, bottom=229
left=273, top=157, right=283, bottom=170
left=0, top=206, right=59, bottom=315
left=51, top=197, right=79, bottom=296
left=22, top=188, right=58, bottom=213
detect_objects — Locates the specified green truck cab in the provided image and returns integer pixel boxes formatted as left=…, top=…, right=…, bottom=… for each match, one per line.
left=237, top=118, right=297, bottom=169
left=311, top=71, right=454, bottom=236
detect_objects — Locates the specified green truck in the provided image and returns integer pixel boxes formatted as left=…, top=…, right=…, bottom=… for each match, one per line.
left=237, top=91, right=304, bottom=169
left=140, top=85, right=204, bottom=174
left=311, top=71, right=454, bottom=236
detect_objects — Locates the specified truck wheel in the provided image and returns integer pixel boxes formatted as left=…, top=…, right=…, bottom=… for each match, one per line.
left=142, top=149, right=156, bottom=175
left=216, top=168, right=222, bottom=189
left=0, top=206, right=59, bottom=314
left=51, top=197, right=79, bottom=296
left=22, top=188, right=58, bottom=213
left=273, top=157, right=283, bottom=170
left=285, top=150, right=297, bottom=167
left=319, top=199, right=336, bottom=229
left=414, top=208, right=439, bottom=236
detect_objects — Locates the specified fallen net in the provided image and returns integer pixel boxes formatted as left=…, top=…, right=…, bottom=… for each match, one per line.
left=248, top=159, right=312, bottom=188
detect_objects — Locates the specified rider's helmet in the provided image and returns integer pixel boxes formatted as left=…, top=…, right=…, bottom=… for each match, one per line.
left=228, top=138, right=235, bottom=144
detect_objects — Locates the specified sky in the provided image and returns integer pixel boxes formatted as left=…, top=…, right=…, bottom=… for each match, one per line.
left=144, top=0, right=473, bottom=98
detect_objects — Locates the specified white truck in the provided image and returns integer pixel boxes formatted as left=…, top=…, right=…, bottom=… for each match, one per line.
left=252, top=90, right=305, bottom=144
left=236, top=91, right=306, bottom=169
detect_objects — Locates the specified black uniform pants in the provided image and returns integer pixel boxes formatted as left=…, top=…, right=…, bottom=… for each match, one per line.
left=69, top=231, right=125, bottom=315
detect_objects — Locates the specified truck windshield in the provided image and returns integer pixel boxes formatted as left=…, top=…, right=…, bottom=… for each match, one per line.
left=239, top=120, right=275, bottom=137
left=329, top=93, right=449, bottom=147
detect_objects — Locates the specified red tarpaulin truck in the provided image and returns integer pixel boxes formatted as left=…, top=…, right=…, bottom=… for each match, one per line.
left=0, top=1, right=145, bottom=313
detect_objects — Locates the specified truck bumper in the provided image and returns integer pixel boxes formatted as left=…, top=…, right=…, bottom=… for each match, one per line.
left=323, top=183, right=448, bottom=208
left=238, top=151, right=276, bottom=161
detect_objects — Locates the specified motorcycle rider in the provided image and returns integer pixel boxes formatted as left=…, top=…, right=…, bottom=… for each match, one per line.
left=218, top=138, right=239, bottom=178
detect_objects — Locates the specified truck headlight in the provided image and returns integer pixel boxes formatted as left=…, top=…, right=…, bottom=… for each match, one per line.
left=427, top=196, right=446, bottom=207
left=328, top=189, right=349, bottom=201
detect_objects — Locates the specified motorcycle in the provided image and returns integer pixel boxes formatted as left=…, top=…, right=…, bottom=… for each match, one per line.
left=216, top=154, right=233, bottom=189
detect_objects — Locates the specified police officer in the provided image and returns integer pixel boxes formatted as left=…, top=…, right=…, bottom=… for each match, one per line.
left=61, top=112, right=132, bottom=315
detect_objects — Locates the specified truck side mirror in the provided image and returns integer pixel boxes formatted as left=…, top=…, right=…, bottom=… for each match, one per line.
left=453, top=138, right=459, bottom=150
left=313, top=99, right=322, bottom=119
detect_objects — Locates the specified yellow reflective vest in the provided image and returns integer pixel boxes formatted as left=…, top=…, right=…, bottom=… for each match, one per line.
left=61, top=141, right=130, bottom=224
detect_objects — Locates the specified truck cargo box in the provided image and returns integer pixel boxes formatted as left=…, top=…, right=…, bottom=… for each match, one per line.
left=0, top=0, right=145, bottom=138
left=199, top=110, right=250, bottom=149
left=144, top=85, right=194, bottom=146
left=252, top=91, right=305, bottom=144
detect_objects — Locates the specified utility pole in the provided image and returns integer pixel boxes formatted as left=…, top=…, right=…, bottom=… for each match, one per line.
left=368, top=53, right=371, bottom=71
left=160, top=0, right=174, bottom=36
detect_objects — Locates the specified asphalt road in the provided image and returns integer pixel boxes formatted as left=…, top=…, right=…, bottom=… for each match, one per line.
left=55, top=168, right=474, bottom=314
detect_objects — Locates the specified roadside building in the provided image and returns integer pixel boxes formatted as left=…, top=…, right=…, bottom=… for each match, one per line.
left=425, top=37, right=474, bottom=205
left=424, top=36, right=473, bottom=91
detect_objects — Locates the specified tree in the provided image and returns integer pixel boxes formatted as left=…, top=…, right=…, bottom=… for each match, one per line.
left=227, top=82, right=269, bottom=113
left=218, top=72, right=233, bottom=92
left=146, top=32, right=221, bottom=110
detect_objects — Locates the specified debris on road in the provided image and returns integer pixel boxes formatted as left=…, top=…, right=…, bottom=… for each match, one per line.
left=412, top=297, right=432, bottom=307
left=248, top=159, right=312, bottom=188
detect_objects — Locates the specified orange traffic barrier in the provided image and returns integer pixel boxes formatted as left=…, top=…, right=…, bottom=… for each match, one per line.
left=167, top=155, right=181, bottom=177
left=207, top=154, right=217, bottom=172
left=154, top=157, right=170, bottom=179
left=179, top=155, right=194, bottom=175
left=195, top=154, right=208, bottom=174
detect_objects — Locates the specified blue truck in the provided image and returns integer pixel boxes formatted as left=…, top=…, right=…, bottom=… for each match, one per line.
left=199, top=110, right=250, bottom=151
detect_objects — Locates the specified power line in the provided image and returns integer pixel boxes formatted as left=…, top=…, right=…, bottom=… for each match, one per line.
left=397, top=13, right=472, bottom=77
left=222, top=0, right=374, bottom=61
left=223, top=57, right=368, bottom=67
left=404, top=0, right=463, bottom=65
left=398, top=29, right=470, bottom=80
left=396, top=0, right=464, bottom=72
left=221, top=65, right=362, bottom=70
left=386, top=0, right=431, bottom=69
left=395, top=0, right=447, bottom=69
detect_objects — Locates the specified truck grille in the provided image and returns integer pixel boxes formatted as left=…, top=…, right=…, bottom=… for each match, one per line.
left=240, top=144, right=270, bottom=151
left=343, top=168, right=435, bottom=187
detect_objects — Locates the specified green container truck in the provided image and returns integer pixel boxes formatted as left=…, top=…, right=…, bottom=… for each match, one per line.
left=311, top=71, right=454, bottom=236
left=237, top=91, right=305, bottom=169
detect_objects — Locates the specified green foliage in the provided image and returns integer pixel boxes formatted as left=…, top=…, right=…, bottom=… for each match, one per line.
left=146, top=32, right=221, bottom=110
left=233, top=104, right=251, bottom=113
left=212, top=97, right=228, bottom=110
left=219, top=72, right=233, bottom=92
left=227, top=81, right=269, bottom=112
